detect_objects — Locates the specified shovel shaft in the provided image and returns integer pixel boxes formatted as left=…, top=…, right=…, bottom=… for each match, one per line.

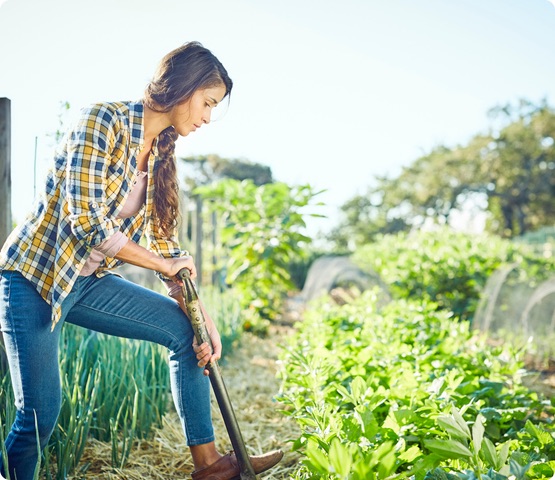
left=177, top=269, right=257, bottom=480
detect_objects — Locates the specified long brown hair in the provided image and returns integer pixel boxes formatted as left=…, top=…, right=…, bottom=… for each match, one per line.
left=144, top=42, right=233, bottom=238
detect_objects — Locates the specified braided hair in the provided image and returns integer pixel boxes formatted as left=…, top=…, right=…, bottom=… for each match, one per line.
left=144, top=41, right=233, bottom=238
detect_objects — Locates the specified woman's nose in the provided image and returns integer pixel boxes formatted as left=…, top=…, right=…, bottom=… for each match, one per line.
left=202, top=110, right=211, bottom=124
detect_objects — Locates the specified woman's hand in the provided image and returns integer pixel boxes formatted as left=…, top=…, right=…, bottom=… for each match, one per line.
left=162, top=255, right=197, bottom=281
left=193, top=306, right=222, bottom=376
left=173, top=292, right=222, bottom=377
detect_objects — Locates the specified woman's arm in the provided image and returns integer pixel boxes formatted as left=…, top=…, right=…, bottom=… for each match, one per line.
left=116, top=241, right=222, bottom=375
left=115, top=239, right=221, bottom=375
left=114, top=239, right=196, bottom=280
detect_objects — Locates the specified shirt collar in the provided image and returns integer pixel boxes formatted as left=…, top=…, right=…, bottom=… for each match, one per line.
left=128, top=100, right=161, bottom=156
left=128, top=100, right=145, bottom=149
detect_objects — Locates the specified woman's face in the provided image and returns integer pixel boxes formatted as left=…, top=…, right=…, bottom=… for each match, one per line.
left=169, top=84, right=227, bottom=137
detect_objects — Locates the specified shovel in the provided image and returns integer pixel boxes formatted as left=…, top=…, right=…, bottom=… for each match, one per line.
left=177, top=268, right=257, bottom=479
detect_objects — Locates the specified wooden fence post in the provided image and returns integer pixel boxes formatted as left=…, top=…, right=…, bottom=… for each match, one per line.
left=195, top=195, right=203, bottom=287
left=211, top=210, right=218, bottom=287
left=0, top=98, right=11, bottom=248
left=0, top=98, right=11, bottom=374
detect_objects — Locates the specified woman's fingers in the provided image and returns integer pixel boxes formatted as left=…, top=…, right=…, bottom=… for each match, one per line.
left=190, top=307, right=222, bottom=376
left=194, top=341, right=209, bottom=358
left=193, top=339, right=222, bottom=376
left=169, top=255, right=197, bottom=281
left=193, top=342, right=212, bottom=366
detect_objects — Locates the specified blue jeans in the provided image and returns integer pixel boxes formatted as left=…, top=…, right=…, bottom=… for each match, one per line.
left=0, top=270, right=214, bottom=480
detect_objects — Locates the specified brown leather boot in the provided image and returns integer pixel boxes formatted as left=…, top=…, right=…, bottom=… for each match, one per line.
left=191, top=450, right=284, bottom=480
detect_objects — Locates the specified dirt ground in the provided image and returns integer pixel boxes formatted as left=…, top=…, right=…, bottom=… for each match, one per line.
left=521, top=369, right=555, bottom=399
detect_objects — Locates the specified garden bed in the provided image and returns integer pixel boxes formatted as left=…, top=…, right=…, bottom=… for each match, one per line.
left=73, top=326, right=301, bottom=479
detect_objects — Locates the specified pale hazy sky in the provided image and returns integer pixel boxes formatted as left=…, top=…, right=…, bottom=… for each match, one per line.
left=1, top=0, right=554, bottom=236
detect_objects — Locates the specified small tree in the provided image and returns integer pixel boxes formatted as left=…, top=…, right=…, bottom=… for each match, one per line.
left=195, top=179, right=324, bottom=329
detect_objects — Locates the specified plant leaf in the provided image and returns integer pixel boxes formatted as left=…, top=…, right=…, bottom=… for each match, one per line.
left=438, top=415, right=471, bottom=441
left=329, top=438, right=352, bottom=477
left=481, top=437, right=498, bottom=469
left=305, top=439, right=330, bottom=474
left=498, top=442, right=510, bottom=467
left=509, top=458, right=530, bottom=480
left=452, top=409, right=472, bottom=440
left=425, top=439, right=473, bottom=459
left=472, top=414, right=485, bottom=454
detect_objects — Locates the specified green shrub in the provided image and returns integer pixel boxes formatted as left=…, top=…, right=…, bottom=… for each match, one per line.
left=353, top=228, right=555, bottom=321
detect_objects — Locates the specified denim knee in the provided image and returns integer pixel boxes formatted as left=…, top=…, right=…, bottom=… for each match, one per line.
left=169, top=332, right=196, bottom=357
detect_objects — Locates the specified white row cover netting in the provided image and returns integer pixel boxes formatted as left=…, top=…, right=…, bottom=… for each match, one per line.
left=474, top=262, right=555, bottom=366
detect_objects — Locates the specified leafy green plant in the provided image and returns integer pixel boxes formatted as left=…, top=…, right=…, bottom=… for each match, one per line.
left=278, top=290, right=555, bottom=479
left=0, top=372, right=15, bottom=479
left=195, top=179, right=324, bottom=327
left=46, top=355, right=100, bottom=478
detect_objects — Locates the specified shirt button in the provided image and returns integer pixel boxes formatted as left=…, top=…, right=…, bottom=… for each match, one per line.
left=91, top=202, right=99, bottom=208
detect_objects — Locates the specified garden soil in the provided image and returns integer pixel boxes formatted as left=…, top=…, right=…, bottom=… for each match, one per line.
left=74, top=324, right=302, bottom=480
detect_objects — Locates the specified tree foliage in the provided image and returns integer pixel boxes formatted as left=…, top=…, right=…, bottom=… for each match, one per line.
left=180, top=154, right=273, bottom=190
left=329, top=98, right=555, bottom=249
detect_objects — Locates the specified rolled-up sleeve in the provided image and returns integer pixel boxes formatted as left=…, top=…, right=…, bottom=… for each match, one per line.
left=146, top=215, right=183, bottom=259
left=66, top=105, right=123, bottom=248
left=146, top=219, right=190, bottom=281
left=94, top=231, right=129, bottom=257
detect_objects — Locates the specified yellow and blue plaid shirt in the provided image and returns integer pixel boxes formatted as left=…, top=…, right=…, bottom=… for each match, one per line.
left=0, top=101, right=185, bottom=328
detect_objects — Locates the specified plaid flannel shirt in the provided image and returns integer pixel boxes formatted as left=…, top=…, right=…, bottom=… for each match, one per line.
left=0, top=101, right=186, bottom=329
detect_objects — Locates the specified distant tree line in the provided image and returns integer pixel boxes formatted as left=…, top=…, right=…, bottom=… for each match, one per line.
left=180, top=154, right=273, bottom=190
left=328, top=98, right=555, bottom=250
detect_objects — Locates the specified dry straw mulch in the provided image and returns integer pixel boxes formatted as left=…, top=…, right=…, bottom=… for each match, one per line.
left=74, top=324, right=302, bottom=480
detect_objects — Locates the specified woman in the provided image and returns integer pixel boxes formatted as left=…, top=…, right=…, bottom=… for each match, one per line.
left=0, top=42, right=283, bottom=480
